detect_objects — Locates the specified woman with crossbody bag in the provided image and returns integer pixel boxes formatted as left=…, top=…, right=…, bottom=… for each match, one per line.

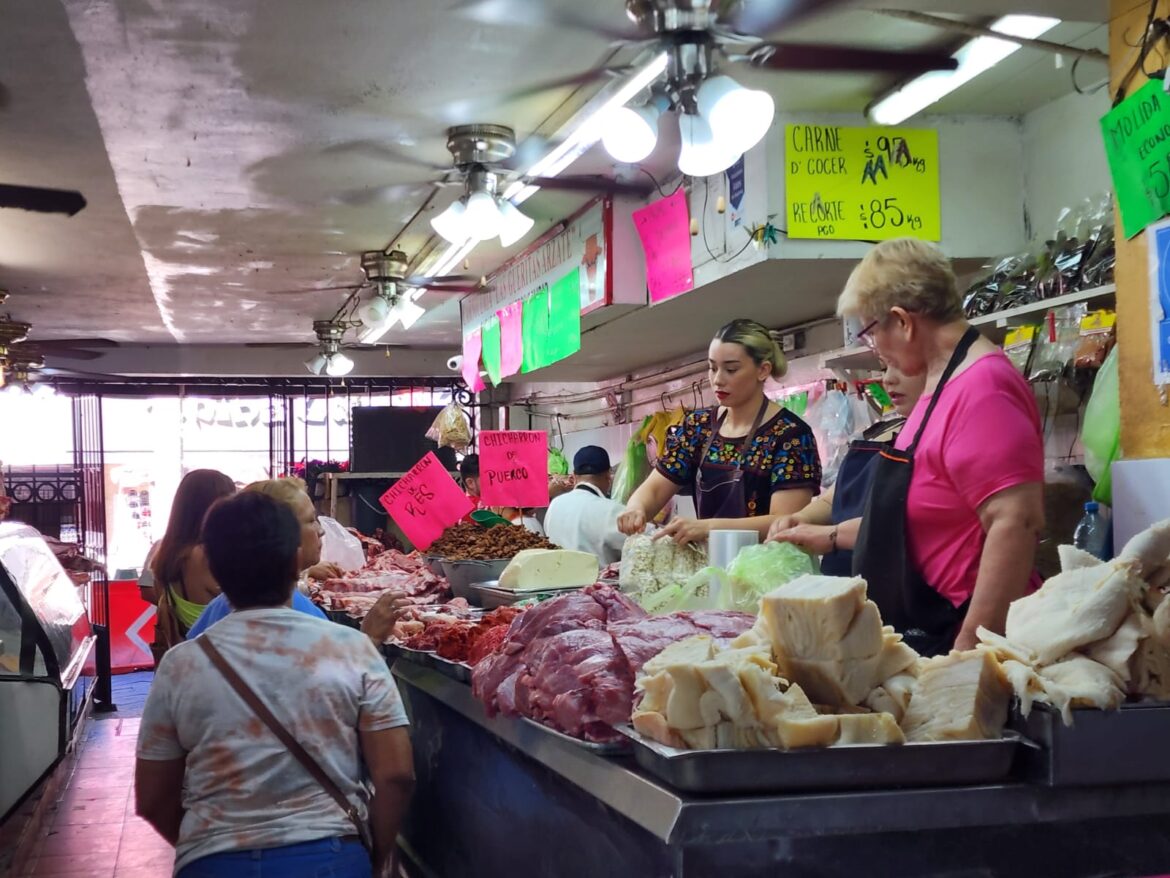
left=135, top=491, right=415, bottom=877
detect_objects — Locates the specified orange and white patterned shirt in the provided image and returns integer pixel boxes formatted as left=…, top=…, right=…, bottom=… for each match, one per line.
left=137, top=607, right=407, bottom=872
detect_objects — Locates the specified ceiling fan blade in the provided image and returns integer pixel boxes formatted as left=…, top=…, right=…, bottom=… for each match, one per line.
left=320, top=139, right=448, bottom=171
left=244, top=341, right=317, bottom=349
left=333, top=181, right=439, bottom=207
left=403, top=274, right=484, bottom=287
left=525, top=175, right=655, bottom=197
left=27, top=338, right=120, bottom=349
left=729, top=0, right=849, bottom=38
left=416, top=283, right=493, bottom=295
left=744, top=42, right=959, bottom=74
left=0, top=82, right=10, bottom=109
left=454, top=0, right=647, bottom=42
left=265, top=283, right=366, bottom=296
left=494, top=66, right=631, bottom=105
left=0, top=184, right=87, bottom=216
left=15, top=345, right=103, bottom=362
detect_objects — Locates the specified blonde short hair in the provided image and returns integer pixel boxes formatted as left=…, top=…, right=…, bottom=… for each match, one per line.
left=244, top=477, right=309, bottom=512
left=713, top=318, right=788, bottom=378
left=837, top=238, right=962, bottom=323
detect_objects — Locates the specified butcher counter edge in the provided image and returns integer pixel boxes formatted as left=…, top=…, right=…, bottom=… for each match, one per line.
left=390, top=659, right=1170, bottom=848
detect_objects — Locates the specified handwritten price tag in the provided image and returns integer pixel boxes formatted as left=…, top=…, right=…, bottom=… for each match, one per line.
left=479, top=430, right=550, bottom=508
left=632, top=188, right=694, bottom=304
left=379, top=453, right=472, bottom=551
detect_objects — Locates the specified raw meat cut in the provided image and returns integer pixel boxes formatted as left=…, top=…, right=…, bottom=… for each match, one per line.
left=901, top=650, right=1011, bottom=742
left=608, top=610, right=756, bottom=674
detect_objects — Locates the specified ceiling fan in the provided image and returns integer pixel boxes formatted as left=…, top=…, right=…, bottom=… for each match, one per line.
left=0, top=314, right=118, bottom=362
left=0, top=183, right=87, bottom=216
left=265, top=249, right=489, bottom=298
left=455, top=0, right=959, bottom=176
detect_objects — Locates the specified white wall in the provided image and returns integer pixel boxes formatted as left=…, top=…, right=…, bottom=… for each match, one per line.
left=1022, top=90, right=1112, bottom=240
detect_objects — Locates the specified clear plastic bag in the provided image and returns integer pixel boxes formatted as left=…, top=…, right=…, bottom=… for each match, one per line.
left=612, top=419, right=652, bottom=505
left=319, top=515, right=366, bottom=572
left=426, top=402, right=472, bottom=451
left=721, top=541, right=816, bottom=612
left=813, top=386, right=854, bottom=486
left=1029, top=303, right=1088, bottom=382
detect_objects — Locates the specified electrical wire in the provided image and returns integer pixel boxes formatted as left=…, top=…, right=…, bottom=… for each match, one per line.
left=1113, top=0, right=1165, bottom=106
left=699, top=176, right=764, bottom=264
left=636, top=166, right=684, bottom=198
left=1071, top=54, right=1109, bottom=96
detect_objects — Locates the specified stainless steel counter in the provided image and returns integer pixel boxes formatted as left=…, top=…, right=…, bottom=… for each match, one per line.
left=393, top=660, right=1170, bottom=877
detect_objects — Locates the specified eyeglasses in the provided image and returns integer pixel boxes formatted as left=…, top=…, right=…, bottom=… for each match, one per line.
left=857, top=316, right=883, bottom=351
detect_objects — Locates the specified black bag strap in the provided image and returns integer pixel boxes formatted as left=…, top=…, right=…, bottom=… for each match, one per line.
left=197, top=636, right=372, bottom=849
left=906, top=327, right=981, bottom=453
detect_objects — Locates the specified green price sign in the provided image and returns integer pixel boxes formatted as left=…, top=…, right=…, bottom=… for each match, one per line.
left=1101, top=79, right=1170, bottom=238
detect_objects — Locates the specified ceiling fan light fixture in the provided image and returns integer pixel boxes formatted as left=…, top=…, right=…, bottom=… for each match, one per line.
left=497, top=198, right=535, bottom=247
left=325, top=351, right=355, bottom=377
left=304, top=352, right=329, bottom=376
left=31, top=382, right=55, bottom=399
left=601, top=103, right=661, bottom=164
left=464, top=191, right=504, bottom=241
left=678, top=112, right=737, bottom=178
left=358, top=294, right=391, bottom=326
left=868, top=14, right=1060, bottom=125
left=431, top=198, right=469, bottom=244
left=698, top=75, right=774, bottom=156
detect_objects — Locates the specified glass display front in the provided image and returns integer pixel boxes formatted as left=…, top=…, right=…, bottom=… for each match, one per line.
left=0, top=521, right=92, bottom=678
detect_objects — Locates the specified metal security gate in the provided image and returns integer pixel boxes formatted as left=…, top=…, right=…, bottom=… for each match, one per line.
left=72, top=393, right=114, bottom=712
left=268, top=393, right=295, bottom=478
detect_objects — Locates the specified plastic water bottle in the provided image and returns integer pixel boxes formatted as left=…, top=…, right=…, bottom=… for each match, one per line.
left=1073, top=502, right=1111, bottom=560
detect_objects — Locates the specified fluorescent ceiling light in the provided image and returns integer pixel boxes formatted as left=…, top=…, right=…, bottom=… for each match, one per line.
left=504, top=50, right=670, bottom=203
left=869, top=15, right=1060, bottom=125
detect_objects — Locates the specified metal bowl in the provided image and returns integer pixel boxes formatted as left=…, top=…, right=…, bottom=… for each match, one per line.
left=441, top=558, right=511, bottom=603
left=422, top=555, right=447, bottom=577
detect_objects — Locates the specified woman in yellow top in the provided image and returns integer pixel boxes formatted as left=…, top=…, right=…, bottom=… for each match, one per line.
left=150, top=469, right=236, bottom=659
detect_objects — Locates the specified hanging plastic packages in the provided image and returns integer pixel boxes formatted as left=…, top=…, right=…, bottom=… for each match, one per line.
left=548, top=447, right=569, bottom=476
left=1082, top=344, right=1120, bottom=505
left=425, top=402, right=472, bottom=452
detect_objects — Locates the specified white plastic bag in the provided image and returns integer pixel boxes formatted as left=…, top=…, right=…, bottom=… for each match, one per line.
left=319, top=515, right=365, bottom=572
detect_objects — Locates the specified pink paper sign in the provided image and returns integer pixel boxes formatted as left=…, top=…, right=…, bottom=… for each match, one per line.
left=498, top=301, right=524, bottom=378
left=379, top=453, right=473, bottom=551
left=632, top=188, right=695, bottom=304
left=479, top=430, right=550, bottom=508
left=461, top=329, right=485, bottom=392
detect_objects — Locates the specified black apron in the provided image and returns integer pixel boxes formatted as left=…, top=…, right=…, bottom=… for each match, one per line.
left=694, top=399, right=770, bottom=520
left=819, top=439, right=886, bottom=577
left=852, top=328, right=980, bottom=657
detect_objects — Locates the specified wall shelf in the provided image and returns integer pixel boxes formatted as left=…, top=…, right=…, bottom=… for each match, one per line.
left=969, top=283, right=1117, bottom=330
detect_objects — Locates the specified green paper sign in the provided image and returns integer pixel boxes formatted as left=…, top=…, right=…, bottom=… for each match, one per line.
left=521, top=288, right=550, bottom=372
left=481, top=316, right=502, bottom=386
left=545, top=268, right=582, bottom=365
left=1101, top=79, right=1170, bottom=238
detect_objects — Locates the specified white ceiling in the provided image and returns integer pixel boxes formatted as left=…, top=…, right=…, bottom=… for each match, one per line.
left=0, top=0, right=1108, bottom=379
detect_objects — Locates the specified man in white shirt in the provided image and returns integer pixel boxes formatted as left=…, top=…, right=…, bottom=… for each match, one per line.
left=544, top=446, right=627, bottom=565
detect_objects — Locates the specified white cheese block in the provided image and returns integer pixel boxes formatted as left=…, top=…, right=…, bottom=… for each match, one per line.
left=497, top=549, right=600, bottom=591
left=901, top=650, right=1011, bottom=742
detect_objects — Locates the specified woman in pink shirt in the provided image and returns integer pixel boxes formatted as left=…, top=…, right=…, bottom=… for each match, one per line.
left=836, top=238, right=1045, bottom=656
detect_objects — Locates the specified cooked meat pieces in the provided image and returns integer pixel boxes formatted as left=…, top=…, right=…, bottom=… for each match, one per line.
left=428, top=521, right=557, bottom=561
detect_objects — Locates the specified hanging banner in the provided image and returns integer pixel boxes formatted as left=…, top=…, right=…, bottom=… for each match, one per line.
left=461, top=199, right=609, bottom=338
left=632, top=188, right=695, bottom=304
left=1102, top=79, right=1170, bottom=239
left=481, top=316, right=502, bottom=386
left=784, top=124, right=940, bottom=241
left=479, top=430, right=550, bottom=508
left=544, top=268, right=582, bottom=364
left=498, top=300, right=524, bottom=377
left=521, top=287, right=550, bottom=372
left=379, top=453, right=472, bottom=551
left=461, top=329, right=485, bottom=393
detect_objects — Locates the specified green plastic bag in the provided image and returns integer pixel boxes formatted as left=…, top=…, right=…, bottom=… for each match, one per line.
left=548, top=447, right=569, bottom=476
left=612, top=417, right=652, bottom=505
left=1082, top=345, right=1120, bottom=505
left=696, top=542, right=816, bottom=613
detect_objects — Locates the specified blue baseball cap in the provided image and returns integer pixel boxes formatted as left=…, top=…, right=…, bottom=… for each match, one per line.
left=573, top=446, right=611, bottom=475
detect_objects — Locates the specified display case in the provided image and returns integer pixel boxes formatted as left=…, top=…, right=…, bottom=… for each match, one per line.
left=0, top=521, right=96, bottom=819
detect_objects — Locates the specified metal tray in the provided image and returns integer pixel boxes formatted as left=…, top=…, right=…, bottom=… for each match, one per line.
left=613, top=725, right=1027, bottom=794
left=470, top=581, right=585, bottom=610
left=326, top=609, right=361, bottom=630
left=442, top=559, right=511, bottom=603
left=1009, top=700, right=1170, bottom=786
left=384, top=642, right=472, bottom=684
left=519, top=716, right=631, bottom=756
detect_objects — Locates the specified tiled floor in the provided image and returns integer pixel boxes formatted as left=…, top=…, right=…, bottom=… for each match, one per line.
left=17, top=674, right=175, bottom=877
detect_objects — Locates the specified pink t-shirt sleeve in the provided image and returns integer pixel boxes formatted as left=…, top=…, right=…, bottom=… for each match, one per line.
left=941, top=364, right=1044, bottom=511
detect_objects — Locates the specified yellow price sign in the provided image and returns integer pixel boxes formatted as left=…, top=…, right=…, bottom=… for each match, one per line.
left=784, top=124, right=941, bottom=241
